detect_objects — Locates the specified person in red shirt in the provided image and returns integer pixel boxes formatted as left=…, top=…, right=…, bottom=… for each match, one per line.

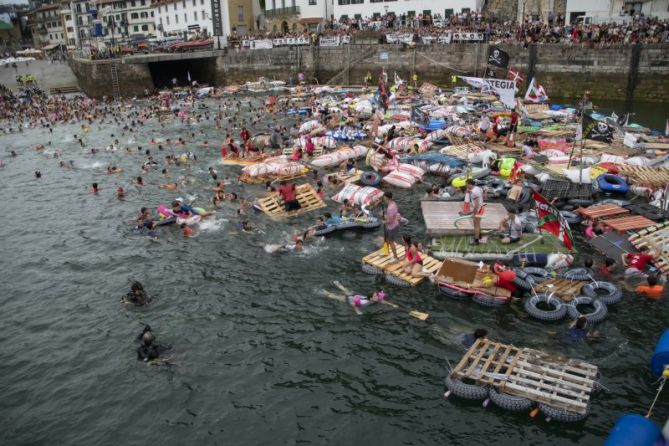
left=493, top=262, right=521, bottom=297
left=240, top=127, right=251, bottom=143
left=278, top=181, right=301, bottom=212
left=622, top=246, right=655, bottom=277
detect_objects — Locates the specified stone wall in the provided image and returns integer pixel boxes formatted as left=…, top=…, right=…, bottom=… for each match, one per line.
left=72, top=43, right=669, bottom=103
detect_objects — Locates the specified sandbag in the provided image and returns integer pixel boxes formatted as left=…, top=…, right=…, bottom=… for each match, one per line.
left=332, top=183, right=383, bottom=206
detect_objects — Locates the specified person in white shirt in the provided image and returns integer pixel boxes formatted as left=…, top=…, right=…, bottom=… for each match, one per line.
left=464, top=179, right=484, bottom=244
left=498, top=208, right=523, bottom=244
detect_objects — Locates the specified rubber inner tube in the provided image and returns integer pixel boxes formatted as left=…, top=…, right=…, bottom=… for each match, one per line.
left=582, top=281, right=623, bottom=305
left=360, top=171, right=381, bottom=187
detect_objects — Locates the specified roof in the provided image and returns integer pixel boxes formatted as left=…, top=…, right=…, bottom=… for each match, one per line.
left=32, top=3, right=61, bottom=12
left=299, top=17, right=322, bottom=24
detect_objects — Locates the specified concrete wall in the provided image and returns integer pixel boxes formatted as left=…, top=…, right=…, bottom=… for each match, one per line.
left=72, top=43, right=669, bottom=103
left=71, top=59, right=154, bottom=98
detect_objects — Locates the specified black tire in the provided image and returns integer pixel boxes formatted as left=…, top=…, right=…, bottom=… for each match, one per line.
left=561, top=268, right=594, bottom=281
left=488, top=387, right=533, bottom=412
left=539, top=403, right=589, bottom=423
left=524, top=293, right=567, bottom=321
left=313, top=225, right=337, bottom=236
left=445, top=376, right=489, bottom=400
left=560, top=210, right=582, bottom=225
left=439, top=284, right=471, bottom=301
left=512, top=270, right=534, bottom=291
left=360, top=171, right=381, bottom=187
left=524, top=267, right=550, bottom=284
left=362, top=219, right=382, bottom=229
left=472, top=293, right=509, bottom=307
left=567, top=295, right=608, bottom=324
left=384, top=274, right=411, bottom=287
left=362, top=264, right=383, bottom=275
left=582, top=281, right=623, bottom=305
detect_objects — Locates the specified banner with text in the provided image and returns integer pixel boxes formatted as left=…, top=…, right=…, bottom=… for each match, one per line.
left=458, top=76, right=516, bottom=108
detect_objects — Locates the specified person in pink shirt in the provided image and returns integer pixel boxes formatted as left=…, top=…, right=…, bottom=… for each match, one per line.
left=383, top=191, right=401, bottom=260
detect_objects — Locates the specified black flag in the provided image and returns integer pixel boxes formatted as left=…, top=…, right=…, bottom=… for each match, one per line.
left=487, top=46, right=509, bottom=68
left=583, top=114, right=614, bottom=143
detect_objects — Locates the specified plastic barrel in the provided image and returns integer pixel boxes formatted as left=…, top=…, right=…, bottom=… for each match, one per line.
left=604, top=414, right=661, bottom=446
left=651, top=330, right=669, bottom=377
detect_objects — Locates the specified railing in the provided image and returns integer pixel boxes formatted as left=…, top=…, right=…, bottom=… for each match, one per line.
left=264, top=6, right=300, bottom=18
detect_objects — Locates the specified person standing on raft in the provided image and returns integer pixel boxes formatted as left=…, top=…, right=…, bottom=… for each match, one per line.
left=462, top=179, right=485, bottom=245
left=383, top=191, right=401, bottom=261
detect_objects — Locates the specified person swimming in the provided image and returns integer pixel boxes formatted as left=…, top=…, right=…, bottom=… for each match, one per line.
left=123, top=281, right=148, bottom=306
left=136, top=330, right=171, bottom=362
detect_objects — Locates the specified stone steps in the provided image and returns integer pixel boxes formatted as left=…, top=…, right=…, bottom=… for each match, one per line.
left=48, top=85, right=80, bottom=94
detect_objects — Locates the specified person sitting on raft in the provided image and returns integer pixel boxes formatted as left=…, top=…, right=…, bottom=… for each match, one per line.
left=339, top=199, right=356, bottom=219
left=462, top=328, right=488, bottom=348
left=136, top=330, right=171, bottom=363
left=402, top=236, right=435, bottom=281
left=498, top=208, right=523, bottom=244
left=123, top=281, right=148, bottom=306
left=492, top=262, right=523, bottom=298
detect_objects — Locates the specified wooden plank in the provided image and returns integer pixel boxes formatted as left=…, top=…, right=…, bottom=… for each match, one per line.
left=492, top=346, right=514, bottom=376
left=601, top=215, right=656, bottom=232
left=452, top=338, right=484, bottom=376
left=576, top=204, right=628, bottom=220
left=480, top=343, right=501, bottom=380
left=508, top=372, right=591, bottom=402
left=504, top=382, right=588, bottom=414
left=362, top=245, right=442, bottom=286
left=512, top=362, right=595, bottom=392
left=256, top=184, right=325, bottom=220
left=465, top=343, right=490, bottom=378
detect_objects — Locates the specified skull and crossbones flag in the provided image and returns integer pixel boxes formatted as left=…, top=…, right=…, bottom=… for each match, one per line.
left=583, top=113, right=614, bottom=143
left=487, top=46, right=509, bottom=68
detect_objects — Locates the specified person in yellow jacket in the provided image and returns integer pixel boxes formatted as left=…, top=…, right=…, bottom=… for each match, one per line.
left=412, top=72, right=418, bottom=89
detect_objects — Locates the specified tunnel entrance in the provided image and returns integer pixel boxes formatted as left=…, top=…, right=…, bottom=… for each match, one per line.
left=147, top=57, right=217, bottom=90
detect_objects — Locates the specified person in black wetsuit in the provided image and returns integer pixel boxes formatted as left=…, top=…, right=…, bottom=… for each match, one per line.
left=124, top=281, right=148, bottom=306
left=136, top=329, right=171, bottom=362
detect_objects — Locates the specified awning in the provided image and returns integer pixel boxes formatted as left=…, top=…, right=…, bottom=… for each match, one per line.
left=299, top=17, right=322, bottom=24
left=42, top=43, right=60, bottom=50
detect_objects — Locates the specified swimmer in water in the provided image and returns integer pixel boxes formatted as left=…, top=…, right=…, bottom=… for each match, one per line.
left=321, top=282, right=386, bottom=315
left=92, top=183, right=100, bottom=193
left=123, top=281, right=148, bottom=306
left=181, top=223, right=194, bottom=238
left=136, top=330, right=171, bottom=362
left=270, top=238, right=304, bottom=253
left=34, top=170, right=41, bottom=178
left=117, top=186, right=125, bottom=199
left=135, top=176, right=144, bottom=186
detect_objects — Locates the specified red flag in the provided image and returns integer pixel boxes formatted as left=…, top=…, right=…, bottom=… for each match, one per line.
left=507, top=68, right=525, bottom=85
left=531, top=190, right=575, bottom=253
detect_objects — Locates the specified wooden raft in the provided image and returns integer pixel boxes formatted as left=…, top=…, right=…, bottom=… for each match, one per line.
left=577, top=204, right=629, bottom=221
left=239, top=168, right=310, bottom=185
left=439, top=143, right=483, bottom=160
left=535, top=278, right=586, bottom=302
left=422, top=201, right=509, bottom=236
left=600, top=215, right=656, bottom=233
left=451, top=338, right=598, bottom=415
left=362, top=245, right=442, bottom=286
left=255, top=184, right=325, bottom=220
left=629, top=222, right=669, bottom=274
left=617, top=166, right=669, bottom=187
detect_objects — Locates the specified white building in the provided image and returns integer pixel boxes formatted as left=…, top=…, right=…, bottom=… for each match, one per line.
left=330, top=0, right=484, bottom=21
left=153, top=0, right=216, bottom=37
left=565, top=0, right=669, bottom=23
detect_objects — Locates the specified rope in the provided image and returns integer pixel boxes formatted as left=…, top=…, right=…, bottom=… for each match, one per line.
left=646, top=373, right=667, bottom=418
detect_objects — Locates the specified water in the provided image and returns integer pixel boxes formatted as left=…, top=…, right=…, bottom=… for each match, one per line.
left=1, top=97, right=669, bottom=446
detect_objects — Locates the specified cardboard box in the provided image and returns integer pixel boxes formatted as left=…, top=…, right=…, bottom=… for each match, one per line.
left=438, top=258, right=479, bottom=284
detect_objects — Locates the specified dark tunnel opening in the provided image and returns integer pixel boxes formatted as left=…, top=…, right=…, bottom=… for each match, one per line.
left=148, top=57, right=217, bottom=90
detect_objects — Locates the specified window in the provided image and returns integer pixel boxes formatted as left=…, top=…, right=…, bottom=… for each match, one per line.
left=166, top=15, right=169, bottom=24
left=194, top=11, right=197, bottom=20
left=201, top=10, right=205, bottom=19
left=141, top=0, right=146, bottom=5
left=201, top=0, right=204, bottom=4
left=272, top=0, right=275, bottom=9
left=351, top=0, right=362, bottom=4
left=175, top=14, right=178, bottom=23
left=623, top=2, right=643, bottom=15
left=384, top=0, right=396, bottom=2
left=131, top=0, right=135, bottom=6
left=131, top=12, right=138, bottom=19
left=173, top=4, right=176, bottom=11
left=76, top=4, right=81, bottom=13
left=184, top=12, right=187, bottom=22
left=141, top=12, right=148, bottom=18
left=461, top=8, right=470, bottom=13
left=158, top=6, right=161, bottom=13
left=237, top=5, right=244, bottom=21
left=444, top=8, right=453, bottom=17
left=49, top=34, right=52, bottom=39
left=133, top=25, right=138, bottom=31
left=291, top=0, right=295, bottom=6
left=423, top=9, right=431, bottom=16
left=142, top=24, right=148, bottom=31
left=151, top=12, right=154, bottom=17
left=66, top=15, right=71, bottom=20
left=370, top=0, right=382, bottom=3
left=67, top=26, right=73, bottom=32
left=309, top=0, right=316, bottom=4
left=182, top=1, right=186, bottom=8
left=338, top=0, right=349, bottom=4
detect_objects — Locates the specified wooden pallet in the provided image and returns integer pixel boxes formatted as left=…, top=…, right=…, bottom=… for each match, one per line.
left=440, top=143, right=483, bottom=160
left=600, top=215, right=656, bottom=233
left=535, top=278, right=586, bottom=302
left=452, top=338, right=598, bottom=415
left=255, top=183, right=325, bottom=220
left=618, top=166, right=669, bottom=187
left=239, top=168, right=310, bottom=185
left=282, top=146, right=325, bottom=157
left=422, top=201, right=509, bottom=235
left=324, top=169, right=362, bottom=185
left=221, top=154, right=271, bottom=166
left=362, top=245, right=442, bottom=286
left=576, top=204, right=629, bottom=220
left=629, top=222, right=669, bottom=274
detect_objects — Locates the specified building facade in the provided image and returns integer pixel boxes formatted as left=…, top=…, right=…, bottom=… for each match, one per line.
left=152, top=0, right=254, bottom=38
left=29, top=3, right=67, bottom=48
left=565, top=0, right=669, bottom=22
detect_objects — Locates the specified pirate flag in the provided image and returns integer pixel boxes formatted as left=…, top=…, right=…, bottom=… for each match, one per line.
left=583, top=114, right=614, bottom=143
left=487, top=46, right=509, bottom=68
left=485, top=67, right=498, bottom=78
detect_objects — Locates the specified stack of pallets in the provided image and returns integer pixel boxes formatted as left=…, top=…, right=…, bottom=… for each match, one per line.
left=629, top=222, right=669, bottom=274
left=618, top=165, right=669, bottom=187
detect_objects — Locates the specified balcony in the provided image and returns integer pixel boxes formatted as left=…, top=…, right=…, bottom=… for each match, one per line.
left=264, top=6, right=300, bottom=18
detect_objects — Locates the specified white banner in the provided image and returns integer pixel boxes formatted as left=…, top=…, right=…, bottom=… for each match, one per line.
left=437, top=34, right=452, bottom=44
left=249, top=39, right=273, bottom=50
left=319, top=36, right=340, bottom=47
left=421, top=36, right=435, bottom=45
left=451, top=32, right=484, bottom=41
left=385, top=33, right=414, bottom=44
left=458, top=76, right=516, bottom=109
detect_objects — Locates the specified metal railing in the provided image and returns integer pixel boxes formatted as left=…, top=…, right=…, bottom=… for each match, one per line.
left=264, top=6, right=300, bottom=18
